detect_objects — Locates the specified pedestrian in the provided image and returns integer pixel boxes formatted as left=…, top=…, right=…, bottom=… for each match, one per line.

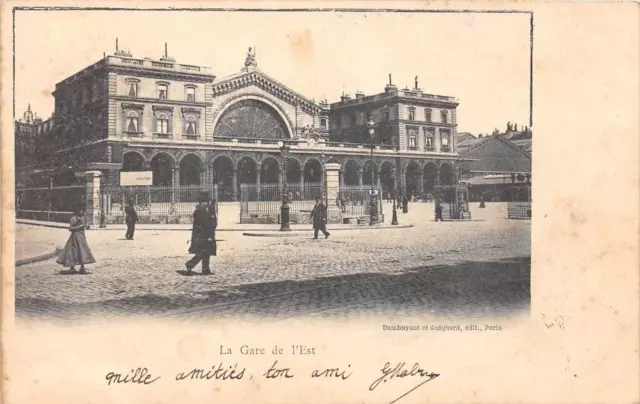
left=435, top=200, right=444, bottom=222
left=310, top=196, right=330, bottom=239
left=124, top=199, right=138, bottom=240
left=402, top=195, right=409, bottom=214
left=185, top=192, right=217, bottom=275
left=479, top=195, right=486, bottom=208
left=56, top=205, right=96, bottom=274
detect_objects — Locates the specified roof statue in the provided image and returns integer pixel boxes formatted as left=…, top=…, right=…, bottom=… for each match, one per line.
left=245, top=47, right=257, bottom=68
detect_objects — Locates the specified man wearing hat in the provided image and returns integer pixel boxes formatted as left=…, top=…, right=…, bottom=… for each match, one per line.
left=185, top=192, right=217, bottom=274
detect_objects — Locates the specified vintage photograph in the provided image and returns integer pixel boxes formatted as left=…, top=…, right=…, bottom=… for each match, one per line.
left=13, top=9, right=532, bottom=322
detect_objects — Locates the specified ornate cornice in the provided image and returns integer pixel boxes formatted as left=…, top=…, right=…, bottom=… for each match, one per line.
left=152, top=105, right=174, bottom=114
left=180, top=107, right=202, bottom=117
left=211, top=71, right=322, bottom=116
left=112, top=95, right=209, bottom=108
left=121, top=103, right=145, bottom=112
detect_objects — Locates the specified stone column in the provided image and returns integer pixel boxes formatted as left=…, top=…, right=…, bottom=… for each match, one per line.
left=75, top=171, right=102, bottom=228
left=232, top=168, right=238, bottom=201
left=357, top=168, right=363, bottom=190
left=435, top=129, right=441, bottom=153
left=324, top=163, right=342, bottom=224
left=376, top=168, right=381, bottom=191
left=300, top=174, right=305, bottom=199
left=172, top=167, right=180, bottom=203
left=418, top=172, right=424, bottom=196
left=400, top=168, right=407, bottom=196
left=256, top=168, right=261, bottom=201
left=435, top=167, right=441, bottom=187
left=339, top=169, right=345, bottom=189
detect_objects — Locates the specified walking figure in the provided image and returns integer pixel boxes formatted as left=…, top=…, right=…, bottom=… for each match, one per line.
left=479, top=195, right=486, bottom=208
left=185, top=192, right=217, bottom=275
left=56, top=206, right=96, bottom=274
left=435, top=200, right=444, bottom=222
left=124, top=200, right=138, bottom=240
left=310, top=196, right=330, bottom=239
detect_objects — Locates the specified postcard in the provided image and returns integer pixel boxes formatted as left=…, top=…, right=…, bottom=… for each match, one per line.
left=1, top=1, right=638, bottom=403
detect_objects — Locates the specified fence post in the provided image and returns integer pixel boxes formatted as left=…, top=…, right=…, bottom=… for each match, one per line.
left=75, top=171, right=102, bottom=228
left=47, top=177, right=53, bottom=222
left=323, top=163, right=342, bottom=224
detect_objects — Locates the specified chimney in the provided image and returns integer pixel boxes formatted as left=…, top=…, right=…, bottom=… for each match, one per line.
left=355, top=91, right=365, bottom=99
left=385, top=73, right=397, bottom=92
left=340, top=93, right=352, bottom=103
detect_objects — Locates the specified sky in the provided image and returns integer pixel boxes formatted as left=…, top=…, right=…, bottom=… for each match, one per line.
left=14, top=10, right=531, bottom=135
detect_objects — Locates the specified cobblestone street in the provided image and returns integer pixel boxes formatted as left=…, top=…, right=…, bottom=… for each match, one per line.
left=15, top=203, right=530, bottom=321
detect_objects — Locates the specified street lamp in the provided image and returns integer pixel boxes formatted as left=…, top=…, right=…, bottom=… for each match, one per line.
left=391, top=172, right=399, bottom=225
left=278, top=140, right=292, bottom=231
left=367, top=117, right=379, bottom=226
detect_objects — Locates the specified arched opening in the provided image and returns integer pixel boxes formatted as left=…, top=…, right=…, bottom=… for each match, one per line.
left=344, top=160, right=360, bottom=186
left=150, top=153, right=174, bottom=186
left=260, top=157, right=280, bottom=184
left=439, top=163, right=455, bottom=186
left=237, top=157, right=258, bottom=200
left=362, top=161, right=378, bottom=187
left=210, top=155, right=234, bottom=201
left=380, top=161, right=395, bottom=198
left=423, top=162, right=438, bottom=198
left=303, top=159, right=323, bottom=184
left=179, top=154, right=203, bottom=186
left=122, top=151, right=145, bottom=171
left=405, top=161, right=421, bottom=199
left=285, top=158, right=302, bottom=184
left=214, top=99, right=290, bottom=140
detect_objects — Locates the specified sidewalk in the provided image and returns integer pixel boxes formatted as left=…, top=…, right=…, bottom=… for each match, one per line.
left=16, top=219, right=413, bottom=232
left=15, top=241, right=61, bottom=267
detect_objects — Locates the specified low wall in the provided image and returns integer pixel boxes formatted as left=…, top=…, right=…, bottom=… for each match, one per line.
left=17, top=210, right=74, bottom=223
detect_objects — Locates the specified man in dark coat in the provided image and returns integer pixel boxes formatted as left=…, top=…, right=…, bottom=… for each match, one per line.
left=310, top=196, right=330, bottom=239
left=185, top=192, right=217, bottom=274
left=124, top=200, right=138, bottom=240
left=435, top=200, right=444, bottom=222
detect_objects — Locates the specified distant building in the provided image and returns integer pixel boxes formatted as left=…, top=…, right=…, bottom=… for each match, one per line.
left=457, top=125, right=532, bottom=202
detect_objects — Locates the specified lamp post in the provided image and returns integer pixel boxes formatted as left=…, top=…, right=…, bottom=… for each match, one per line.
left=278, top=140, right=292, bottom=231
left=367, top=118, right=379, bottom=226
left=391, top=171, right=398, bottom=225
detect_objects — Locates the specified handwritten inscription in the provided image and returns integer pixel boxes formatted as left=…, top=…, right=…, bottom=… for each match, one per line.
left=105, top=368, right=160, bottom=386
left=369, top=362, right=440, bottom=391
left=175, top=363, right=246, bottom=381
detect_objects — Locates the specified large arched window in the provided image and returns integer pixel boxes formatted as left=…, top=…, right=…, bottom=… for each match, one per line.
left=215, top=99, right=288, bottom=140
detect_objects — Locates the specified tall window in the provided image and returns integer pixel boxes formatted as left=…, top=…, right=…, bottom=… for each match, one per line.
left=441, top=129, right=450, bottom=150
left=382, top=109, right=389, bottom=121
left=157, top=83, right=168, bottom=100
left=408, top=128, right=417, bottom=149
left=441, top=110, right=448, bottom=123
left=125, top=111, right=139, bottom=133
left=185, top=86, right=195, bottom=102
left=320, top=118, right=327, bottom=129
left=129, top=82, right=138, bottom=97
left=408, top=107, right=416, bottom=121
left=425, top=108, right=432, bottom=122
left=425, top=128, right=434, bottom=149
left=356, top=112, right=365, bottom=126
left=157, top=113, right=169, bottom=133
left=186, top=116, right=197, bottom=135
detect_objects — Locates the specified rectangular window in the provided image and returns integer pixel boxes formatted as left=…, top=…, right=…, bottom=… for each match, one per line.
left=425, top=109, right=432, bottom=122
left=441, top=130, right=450, bottom=151
left=425, top=135, right=433, bottom=149
left=409, top=136, right=416, bottom=148
left=320, top=118, right=327, bottom=129
left=126, top=117, right=138, bottom=132
left=157, top=118, right=169, bottom=133
left=382, top=109, right=389, bottom=121
left=408, top=108, right=416, bottom=121
left=186, top=87, right=195, bottom=102
left=129, top=83, right=138, bottom=97
left=441, top=110, right=448, bottom=123
left=157, top=84, right=168, bottom=100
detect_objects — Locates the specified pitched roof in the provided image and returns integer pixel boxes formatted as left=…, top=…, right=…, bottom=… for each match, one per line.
left=459, top=134, right=532, bottom=159
left=211, top=69, right=323, bottom=115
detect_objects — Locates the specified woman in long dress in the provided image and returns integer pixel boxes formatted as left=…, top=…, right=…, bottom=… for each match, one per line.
left=56, top=207, right=96, bottom=274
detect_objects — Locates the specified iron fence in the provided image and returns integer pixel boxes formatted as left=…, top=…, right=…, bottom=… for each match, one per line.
left=16, top=185, right=86, bottom=219
left=240, top=182, right=323, bottom=218
left=100, top=185, right=218, bottom=217
left=337, top=186, right=384, bottom=219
